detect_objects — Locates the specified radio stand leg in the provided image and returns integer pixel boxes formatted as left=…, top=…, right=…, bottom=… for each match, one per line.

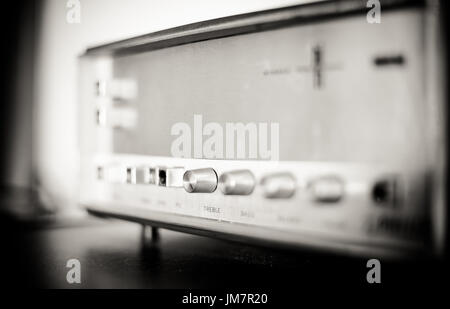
left=141, top=224, right=159, bottom=246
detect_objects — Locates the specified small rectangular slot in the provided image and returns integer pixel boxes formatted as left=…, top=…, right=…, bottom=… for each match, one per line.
left=374, top=55, right=405, bottom=66
left=96, top=166, right=104, bottom=180
left=158, top=169, right=167, bottom=187
left=126, top=167, right=135, bottom=184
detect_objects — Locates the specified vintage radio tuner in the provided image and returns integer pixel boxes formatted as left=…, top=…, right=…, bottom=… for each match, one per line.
left=79, top=0, right=447, bottom=257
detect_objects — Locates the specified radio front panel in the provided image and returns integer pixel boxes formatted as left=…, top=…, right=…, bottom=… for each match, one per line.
left=79, top=0, right=445, bottom=257
left=112, top=9, right=426, bottom=164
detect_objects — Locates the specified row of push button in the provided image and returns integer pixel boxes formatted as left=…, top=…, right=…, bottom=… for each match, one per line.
left=98, top=165, right=351, bottom=202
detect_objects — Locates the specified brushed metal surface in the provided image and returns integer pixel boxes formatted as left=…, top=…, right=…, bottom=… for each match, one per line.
left=183, top=168, right=218, bottom=193
left=219, top=170, right=255, bottom=195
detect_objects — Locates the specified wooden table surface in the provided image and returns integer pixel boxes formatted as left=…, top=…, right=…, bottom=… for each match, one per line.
left=0, top=214, right=446, bottom=289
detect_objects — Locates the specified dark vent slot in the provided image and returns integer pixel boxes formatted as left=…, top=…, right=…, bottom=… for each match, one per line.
left=374, top=55, right=405, bottom=66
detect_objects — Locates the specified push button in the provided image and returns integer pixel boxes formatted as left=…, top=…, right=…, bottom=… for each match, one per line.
left=133, top=166, right=156, bottom=185
left=95, top=106, right=137, bottom=129
left=96, top=79, right=137, bottom=100
left=261, top=173, right=296, bottom=199
left=219, top=170, right=255, bottom=195
left=183, top=168, right=218, bottom=193
left=158, top=167, right=185, bottom=188
left=100, top=164, right=127, bottom=184
left=126, top=167, right=136, bottom=184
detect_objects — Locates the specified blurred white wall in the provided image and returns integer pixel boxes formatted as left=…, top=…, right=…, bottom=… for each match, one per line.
left=33, top=0, right=313, bottom=211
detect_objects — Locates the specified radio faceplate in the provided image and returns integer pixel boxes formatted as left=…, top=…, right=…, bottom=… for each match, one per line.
left=105, top=9, right=427, bottom=164
left=85, top=155, right=430, bottom=253
left=79, top=0, right=445, bottom=257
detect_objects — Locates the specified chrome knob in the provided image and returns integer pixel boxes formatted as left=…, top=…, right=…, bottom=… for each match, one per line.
left=183, top=168, right=218, bottom=193
left=219, top=170, right=255, bottom=195
left=310, top=176, right=344, bottom=203
left=261, top=173, right=296, bottom=199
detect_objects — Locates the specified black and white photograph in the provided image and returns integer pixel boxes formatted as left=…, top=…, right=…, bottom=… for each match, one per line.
left=0, top=0, right=448, bottom=300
